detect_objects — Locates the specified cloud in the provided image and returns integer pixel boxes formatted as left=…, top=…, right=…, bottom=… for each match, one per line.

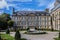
left=0, top=0, right=32, bottom=10
left=0, top=11, right=3, bottom=15
left=47, top=1, right=54, bottom=10
left=6, top=0, right=32, bottom=2
left=0, top=0, right=55, bottom=14
left=37, top=0, right=54, bottom=8
left=47, top=2, right=54, bottom=9
left=16, top=8, right=34, bottom=11
left=0, top=0, right=8, bottom=9
left=16, top=7, right=43, bottom=11
left=22, top=8, right=34, bottom=11
left=37, top=0, right=55, bottom=12
left=36, top=0, right=49, bottom=7
left=0, top=0, right=16, bottom=10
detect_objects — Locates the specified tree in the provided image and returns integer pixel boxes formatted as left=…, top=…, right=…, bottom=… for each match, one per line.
left=0, top=36, right=2, bottom=40
left=0, top=13, right=11, bottom=22
left=15, top=30, right=21, bottom=40
left=0, top=20, right=8, bottom=30
left=0, top=13, right=11, bottom=30
left=35, top=27, right=37, bottom=30
left=8, top=20, right=14, bottom=28
left=59, top=31, right=60, bottom=38
left=27, top=28, right=29, bottom=31
left=6, top=29, right=10, bottom=34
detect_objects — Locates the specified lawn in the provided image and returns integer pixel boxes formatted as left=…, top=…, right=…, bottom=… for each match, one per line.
left=0, top=34, right=27, bottom=40
left=54, top=38, right=60, bottom=40
left=0, top=34, right=15, bottom=40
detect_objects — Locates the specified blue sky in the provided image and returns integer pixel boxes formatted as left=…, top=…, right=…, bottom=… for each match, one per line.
left=0, top=0, right=55, bottom=15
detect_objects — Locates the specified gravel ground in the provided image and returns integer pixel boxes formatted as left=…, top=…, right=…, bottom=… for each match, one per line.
left=10, top=31, right=58, bottom=40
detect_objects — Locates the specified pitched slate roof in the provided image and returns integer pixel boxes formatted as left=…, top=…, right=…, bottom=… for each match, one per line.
left=51, top=4, right=60, bottom=12
left=12, top=11, right=50, bottom=16
left=51, top=0, right=60, bottom=12
left=57, top=0, right=60, bottom=3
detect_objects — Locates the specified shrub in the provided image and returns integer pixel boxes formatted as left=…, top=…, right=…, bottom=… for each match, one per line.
left=14, top=28, right=17, bottom=32
left=54, top=38, right=60, bottom=40
left=6, top=29, right=10, bottom=34
left=59, top=31, right=60, bottom=38
left=0, top=36, right=2, bottom=40
left=35, top=27, right=37, bottom=30
left=27, top=28, right=29, bottom=31
left=20, top=38, right=27, bottom=40
left=15, top=30, right=21, bottom=40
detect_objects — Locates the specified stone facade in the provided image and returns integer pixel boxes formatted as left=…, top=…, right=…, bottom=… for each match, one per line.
left=12, top=11, right=51, bottom=29
left=51, top=0, right=60, bottom=30
left=12, top=0, right=60, bottom=30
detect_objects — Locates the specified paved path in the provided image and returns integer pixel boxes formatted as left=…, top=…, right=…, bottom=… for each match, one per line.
left=10, top=31, right=58, bottom=40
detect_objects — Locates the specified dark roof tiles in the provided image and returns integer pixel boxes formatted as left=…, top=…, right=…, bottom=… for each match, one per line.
left=12, top=11, right=50, bottom=16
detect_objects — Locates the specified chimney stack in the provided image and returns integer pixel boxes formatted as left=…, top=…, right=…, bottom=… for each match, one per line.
left=12, top=8, right=15, bottom=14
left=45, top=8, right=49, bottom=13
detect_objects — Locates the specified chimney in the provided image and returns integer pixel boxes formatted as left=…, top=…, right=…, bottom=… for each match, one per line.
left=45, top=8, right=49, bottom=13
left=12, top=8, right=15, bottom=14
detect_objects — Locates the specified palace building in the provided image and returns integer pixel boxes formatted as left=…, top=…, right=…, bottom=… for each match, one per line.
left=12, top=10, right=51, bottom=29
left=12, top=0, right=60, bottom=30
left=51, top=0, right=60, bottom=30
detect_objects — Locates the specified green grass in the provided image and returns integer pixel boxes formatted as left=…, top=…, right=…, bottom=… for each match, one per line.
left=0, top=34, right=27, bottom=40
left=54, top=38, right=60, bottom=40
left=0, top=34, right=15, bottom=40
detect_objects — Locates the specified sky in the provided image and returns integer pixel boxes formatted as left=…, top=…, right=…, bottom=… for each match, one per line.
left=0, top=0, right=55, bottom=15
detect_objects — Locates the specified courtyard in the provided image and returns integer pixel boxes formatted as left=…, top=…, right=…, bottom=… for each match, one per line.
left=0, top=0, right=60, bottom=40
left=9, top=31, right=58, bottom=40
left=0, top=29, right=59, bottom=40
